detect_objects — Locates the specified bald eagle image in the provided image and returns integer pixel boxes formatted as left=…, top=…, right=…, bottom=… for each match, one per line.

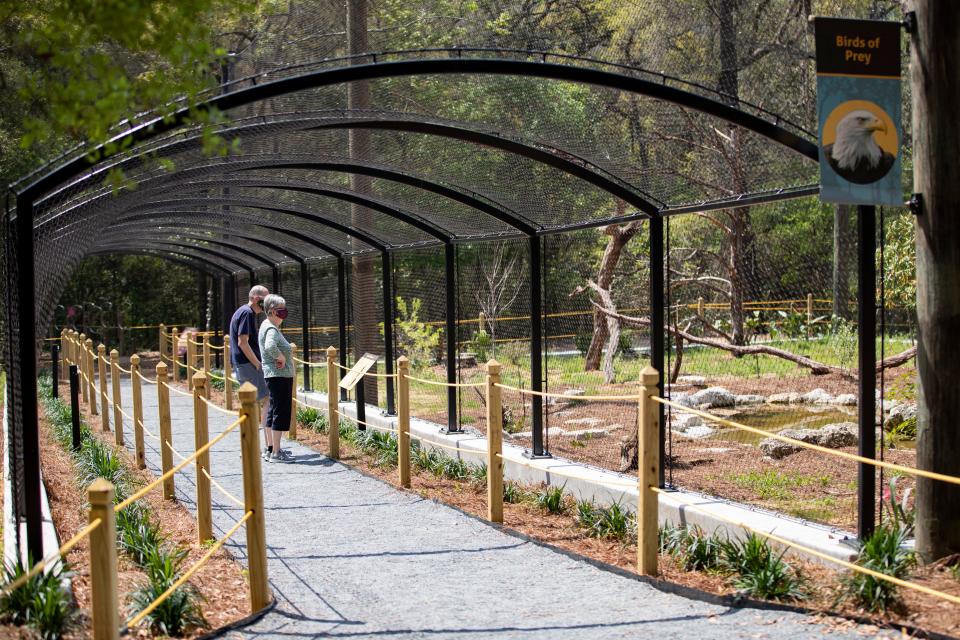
left=823, top=110, right=896, bottom=184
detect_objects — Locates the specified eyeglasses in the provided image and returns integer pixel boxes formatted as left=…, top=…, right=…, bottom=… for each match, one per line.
left=274, top=308, right=288, bottom=319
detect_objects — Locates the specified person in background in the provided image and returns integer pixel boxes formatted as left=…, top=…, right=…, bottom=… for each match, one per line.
left=258, top=294, right=295, bottom=463
left=229, top=285, right=271, bottom=457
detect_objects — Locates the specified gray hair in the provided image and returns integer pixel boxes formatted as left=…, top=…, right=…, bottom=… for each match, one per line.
left=262, top=294, right=286, bottom=315
left=248, top=285, right=269, bottom=301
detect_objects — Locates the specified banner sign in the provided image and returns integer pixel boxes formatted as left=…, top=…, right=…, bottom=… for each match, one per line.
left=815, top=17, right=902, bottom=205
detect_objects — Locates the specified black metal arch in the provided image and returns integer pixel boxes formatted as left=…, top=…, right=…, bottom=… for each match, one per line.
left=94, top=240, right=254, bottom=276
left=97, top=237, right=261, bottom=274
left=88, top=248, right=231, bottom=278
left=96, top=229, right=284, bottom=270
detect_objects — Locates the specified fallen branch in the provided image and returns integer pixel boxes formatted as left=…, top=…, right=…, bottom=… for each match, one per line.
left=877, top=346, right=916, bottom=372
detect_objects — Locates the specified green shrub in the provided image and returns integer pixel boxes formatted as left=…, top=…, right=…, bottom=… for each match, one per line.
left=0, top=558, right=74, bottom=639
left=76, top=438, right=128, bottom=492
left=389, top=297, right=441, bottom=367
left=468, top=463, right=487, bottom=485
left=503, top=481, right=525, bottom=504
left=117, top=503, right=166, bottom=567
left=723, top=534, right=806, bottom=601
left=472, top=330, right=492, bottom=363
left=535, top=484, right=567, bottom=514
left=844, top=524, right=914, bottom=612
left=296, top=406, right=328, bottom=434
left=587, top=502, right=634, bottom=541
left=129, top=546, right=206, bottom=636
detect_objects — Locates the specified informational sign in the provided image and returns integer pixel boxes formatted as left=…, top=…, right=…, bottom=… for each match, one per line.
left=338, top=353, right=379, bottom=391
left=815, top=17, right=902, bottom=205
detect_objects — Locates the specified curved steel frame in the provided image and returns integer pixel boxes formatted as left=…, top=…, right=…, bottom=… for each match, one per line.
left=10, top=55, right=821, bottom=560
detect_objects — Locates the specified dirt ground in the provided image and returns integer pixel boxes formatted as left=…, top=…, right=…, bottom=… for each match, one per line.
left=291, top=421, right=960, bottom=639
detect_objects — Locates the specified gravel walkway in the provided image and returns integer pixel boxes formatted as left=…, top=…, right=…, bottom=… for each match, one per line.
left=117, top=380, right=892, bottom=639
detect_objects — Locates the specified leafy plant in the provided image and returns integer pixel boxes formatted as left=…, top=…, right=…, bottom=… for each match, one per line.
left=388, top=297, right=441, bottom=367
left=472, top=329, right=492, bottom=363
left=882, top=476, right=915, bottom=536
left=129, top=546, right=206, bottom=636
left=117, top=503, right=166, bottom=567
left=844, top=524, right=915, bottom=612
left=297, top=406, right=328, bottom=434
left=723, top=534, right=806, bottom=601
left=503, top=481, right=525, bottom=504
left=587, top=502, right=634, bottom=541
left=0, top=558, right=74, bottom=639
left=828, top=316, right=858, bottom=369
left=662, top=525, right=726, bottom=572
left=75, top=438, right=128, bottom=492
left=468, top=463, right=487, bottom=485
left=886, top=416, right=917, bottom=441
left=534, top=484, right=567, bottom=514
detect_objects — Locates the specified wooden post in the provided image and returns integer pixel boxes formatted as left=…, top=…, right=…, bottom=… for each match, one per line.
left=88, top=479, right=118, bottom=640
left=697, top=296, right=705, bottom=318
left=110, top=349, right=123, bottom=445
left=224, top=335, right=233, bottom=411
left=97, top=344, right=109, bottom=429
left=171, top=327, right=180, bottom=384
left=156, top=363, right=175, bottom=500
left=187, top=335, right=196, bottom=391
left=131, top=355, right=145, bottom=469
left=78, top=334, right=89, bottom=405
left=486, top=359, right=504, bottom=523
left=159, top=323, right=167, bottom=360
left=637, top=365, right=660, bottom=576
left=239, top=382, right=270, bottom=611
left=86, top=338, right=97, bottom=414
left=326, top=346, right=339, bottom=460
left=397, top=356, right=411, bottom=488
left=289, top=343, right=298, bottom=439
left=193, top=372, right=212, bottom=543
left=203, top=334, right=212, bottom=399
left=806, top=293, right=814, bottom=340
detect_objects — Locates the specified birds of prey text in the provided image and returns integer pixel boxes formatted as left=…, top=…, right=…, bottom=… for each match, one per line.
left=823, top=109, right=895, bottom=184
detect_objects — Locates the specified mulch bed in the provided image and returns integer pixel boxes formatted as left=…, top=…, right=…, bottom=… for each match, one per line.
left=290, top=420, right=960, bottom=639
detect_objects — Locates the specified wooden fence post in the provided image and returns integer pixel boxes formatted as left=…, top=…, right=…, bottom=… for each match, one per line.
left=697, top=296, right=705, bottom=318
left=88, top=479, right=118, bottom=640
left=806, top=293, right=814, bottom=340
left=171, top=328, right=180, bottom=384
left=110, top=349, right=123, bottom=445
left=637, top=365, right=660, bottom=577
left=397, top=356, right=411, bottom=488
left=86, top=338, right=98, bottom=414
left=326, top=346, right=339, bottom=460
left=130, top=355, right=145, bottom=469
left=239, top=382, right=270, bottom=611
left=78, top=334, right=89, bottom=405
left=289, top=343, right=298, bottom=439
left=203, top=334, right=212, bottom=398
left=156, top=362, right=175, bottom=500
left=193, top=372, right=212, bottom=543
left=224, top=335, right=233, bottom=411
left=486, top=359, right=504, bottom=524
left=187, top=335, right=196, bottom=391
left=97, top=344, right=109, bottom=430
left=159, top=323, right=167, bottom=360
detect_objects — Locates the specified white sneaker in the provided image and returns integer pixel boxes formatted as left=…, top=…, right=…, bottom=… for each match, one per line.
left=262, top=448, right=272, bottom=461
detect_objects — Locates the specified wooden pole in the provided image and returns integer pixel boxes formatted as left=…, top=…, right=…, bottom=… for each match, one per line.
left=697, top=296, right=704, bottom=318
left=224, top=335, right=233, bottom=411
left=156, top=362, right=175, bottom=500
left=97, top=344, right=109, bottom=430
left=171, top=327, right=180, bottom=384
left=637, top=365, right=660, bottom=576
left=159, top=323, right=167, bottom=360
left=187, top=335, right=196, bottom=391
left=78, top=334, right=89, bottom=405
left=203, top=334, right=212, bottom=399
left=326, top=346, right=339, bottom=460
left=289, top=343, right=298, bottom=439
left=110, top=349, right=123, bottom=445
left=131, top=355, right=145, bottom=469
left=806, top=293, right=814, bottom=340
left=397, top=356, right=411, bottom=488
left=239, top=382, right=270, bottom=611
left=486, top=359, right=504, bottom=523
left=86, top=338, right=97, bottom=414
left=88, top=479, right=118, bottom=640
left=193, top=372, right=212, bottom=543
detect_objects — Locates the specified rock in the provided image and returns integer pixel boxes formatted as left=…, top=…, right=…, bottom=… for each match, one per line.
left=678, top=425, right=715, bottom=439
left=688, top=386, right=735, bottom=408
left=563, top=417, right=601, bottom=427
left=671, top=392, right=693, bottom=408
left=513, top=427, right=566, bottom=439
left=760, top=438, right=802, bottom=459
left=457, top=352, right=477, bottom=368
left=547, top=388, right=584, bottom=405
left=677, top=375, right=707, bottom=387
left=735, top=394, right=765, bottom=406
left=817, top=422, right=858, bottom=448
left=801, top=388, right=834, bottom=404
left=884, top=403, right=917, bottom=430
left=566, top=428, right=609, bottom=441
left=768, top=392, right=801, bottom=404
left=671, top=413, right=705, bottom=433
left=777, top=428, right=822, bottom=444
left=831, top=394, right=857, bottom=406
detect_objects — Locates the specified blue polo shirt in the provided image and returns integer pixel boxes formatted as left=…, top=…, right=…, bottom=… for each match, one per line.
left=229, top=305, right=261, bottom=366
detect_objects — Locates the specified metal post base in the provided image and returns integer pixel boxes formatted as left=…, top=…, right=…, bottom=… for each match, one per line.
left=523, top=449, right=553, bottom=460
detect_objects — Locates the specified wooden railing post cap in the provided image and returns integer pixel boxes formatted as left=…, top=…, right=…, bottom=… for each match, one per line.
left=156, top=361, right=168, bottom=377
left=193, top=371, right=207, bottom=389
left=640, top=366, right=659, bottom=387
left=98, top=343, right=106, bottom=353
left=79, top=333, right=87, bottom=341
left=397, top=355, right=410, bottom=369
left=326, top=345, right=337, bottom=357
left=238, top=381, right=258, bottom=403
left=224, top=334, right=230, bottom=344
left=130, top=354, right=140, bottom=366
left=87, top=478, right=115, bottom=504
left=110, top=349, right=119, bottom=359
left=486, top=359, right=501, bottom=375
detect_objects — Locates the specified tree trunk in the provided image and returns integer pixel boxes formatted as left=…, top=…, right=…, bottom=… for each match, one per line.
left=584, top=219, right=640, bottom=370
left=833, top=204, right=853, bottom=320
left=347, top=0, right=378, bottom=403
left=912, top=0, right=960, bottom=561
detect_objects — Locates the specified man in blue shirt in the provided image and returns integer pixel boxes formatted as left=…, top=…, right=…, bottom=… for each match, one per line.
left=230, top=285, right=271, bottom=455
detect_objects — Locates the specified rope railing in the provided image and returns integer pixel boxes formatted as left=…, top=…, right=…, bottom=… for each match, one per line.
left=200, top=394, right=240, bottom=416
left=495, top=382, right=643, bottom=402
left=165, top=440, right=244, bottom=507
left=292, top=355, right=326, bottom=367
left=114, top=416, right=242, bottom=513
left=650, top=486, right=960, bottom=606
left=136, top=370, right=158, bottom=385
left=653, top=397, right=960, bottom=487
left=0, top=518, right=103, bottom=595
left=403, top=373, right=485, bottom=388
left=125, top=511, right=253, bottom=630
left=164, top=382, right=195, bottom=399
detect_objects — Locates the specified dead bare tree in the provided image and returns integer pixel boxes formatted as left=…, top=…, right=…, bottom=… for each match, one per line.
left=473, top=242, right=523, bottom=353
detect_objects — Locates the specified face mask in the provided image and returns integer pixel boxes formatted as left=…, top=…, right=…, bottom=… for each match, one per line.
left=275, top=308, right=288, bottom=320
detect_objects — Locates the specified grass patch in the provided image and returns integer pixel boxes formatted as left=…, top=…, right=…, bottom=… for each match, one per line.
left=0, top=558, right=74, bottom=639
left=728, top=470, right=830, bottom=501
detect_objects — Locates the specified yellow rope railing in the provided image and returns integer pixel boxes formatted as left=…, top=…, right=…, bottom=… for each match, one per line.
left=653, top=397, right=960, bottom=487
left=125, top=511, right=252, bottom=629
left=496, top=383, right=643, bottom=402
left=164, top=383, right=194, bottom=399
left=136, top=370, right=158, bottom=385
left=292, top=356, right=326, bottom=367
left=165, top=442, right=245, bottom=508
left=404, top=373, right=486, bottom=389
left=0, top=519, right=103, bottom=595
left=199, top=394, right=240, bottom=416
left=113, top=417, right=243, bottom=513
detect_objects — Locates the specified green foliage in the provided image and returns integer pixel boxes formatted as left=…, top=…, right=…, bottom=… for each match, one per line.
left=117, top=503, right=167, bottom=567
left=297, top=406, right=329, bottom=434
left=827, top=317, right=859, bottom=369
left=471, top=329, right=492, bottom=363
left=129, top=547, right=207, bottom=636
left=886, top=416, right=917, bottom=441
left=576, top=500, right=635, bottom=541
left=728, top=470, right=829, bottom=501
left=879, top=214, right=916, bottom=314
left=881, top=476, right=914, bottom=536
left=354, top=429, right=399, bottom=468
left=0, top=558, right=74, bottom=639
left=574, top=332, right=592, bottom=356
left=661, top=524, right=727, bottom=572
left=503, top=481, right=525, bottom=504
left=844, top=524, right=915, bottom=612
left=722, top=534, right=806, bottom=601
left=534, top=484, right=567, bottom=514
left=75, top=437, right=128, bottom=492
left=389, top=297, right=442, bottom=367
